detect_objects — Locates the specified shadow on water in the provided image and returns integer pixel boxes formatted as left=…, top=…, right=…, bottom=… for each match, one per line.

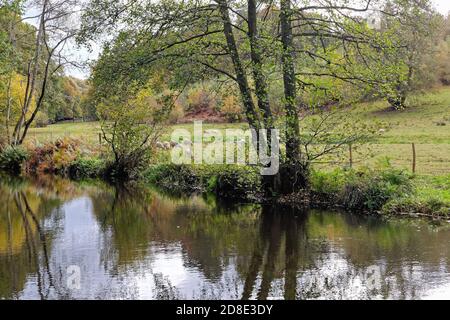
left=0, top=174, right=449, bottom=300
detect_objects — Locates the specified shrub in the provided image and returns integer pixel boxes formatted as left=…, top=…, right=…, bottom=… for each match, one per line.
left=68, top=157, right=106, bottom=179
left=25, top=138, right=79, bottom=175
left=168, top=100, right=185, bottom=124
left=145, top=164, right=263, bottom=201
left=310, top=169, right=347, bottom=200
left=0, top=146, right=28, bottom=174
left=212, top=165, right=263, bottom=201
left=310, top=166, right=413, bottom=213
left=341, top=167, right=413, bottom=213
left=220, top=95, right=243, bottom=122
left=97, top=88, right=169, bottom=181
left=145, top=164, right=203, bottom=192
left=186, top=86, right=217, bottom=113
left=383, top=197, right=449, bottom=217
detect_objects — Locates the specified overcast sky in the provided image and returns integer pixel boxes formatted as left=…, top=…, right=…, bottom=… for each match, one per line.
left=24, top=0, right=450, bottom=79
left=435, top=0, right=450, bottom=14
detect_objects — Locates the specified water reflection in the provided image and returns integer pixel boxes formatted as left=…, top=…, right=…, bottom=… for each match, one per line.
left=0, top=175, right=449, bottom=300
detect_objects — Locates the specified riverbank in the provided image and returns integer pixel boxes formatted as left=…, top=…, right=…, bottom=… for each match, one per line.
left=144, top=163, right=449, bottom=218
left=0, top=137, right=448, bottom=218
left=1, top=86, right=449, bottom=218
left=2, top=142, right=447, bottom=219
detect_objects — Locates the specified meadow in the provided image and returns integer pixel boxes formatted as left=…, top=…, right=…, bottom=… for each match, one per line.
left=27, top=87, right=450, bottom=176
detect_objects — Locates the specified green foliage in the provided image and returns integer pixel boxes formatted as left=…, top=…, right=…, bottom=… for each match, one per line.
left=44, top=77, right=88, bottom=123
left=310, top=168, right=347, bottom=197
left=68, top=157, right=106, bottom=179
left=0, top=145, right=28, bottom=173
left=97, top=86, right=175, bottom=180
left=342, top=164, right=413, bottom=212
left=185, top=84, right=217, bottom=113
left=33, top=111, right=48, bottom=128
left=383, top=197, right=449, bottom=217
left=382, top=174, right=450, bottom=217
left=211, top=165, right=263, bottom=201
left=145, top=164, right=263, bottom=202
left=145, top=164, right=203, bottom=193
left=220, top=94, right=244, bottom=122
left=311, top=164, right=414, bottom=213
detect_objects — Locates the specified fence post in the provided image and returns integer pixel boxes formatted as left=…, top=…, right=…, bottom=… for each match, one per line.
left=412, top=143, right=416, bottom=174
left=99, top=132, right=102, bottom=145
left=349, top=143, right=353, bottom=168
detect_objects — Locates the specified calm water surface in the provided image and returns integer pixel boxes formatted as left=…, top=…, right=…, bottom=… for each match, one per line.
left=0, top=175, right=449, bottom=300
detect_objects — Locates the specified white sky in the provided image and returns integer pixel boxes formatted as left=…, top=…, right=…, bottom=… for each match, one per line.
left=434, top=0, right=450, bottom=15
left=23, top=0, right=450, bottom=79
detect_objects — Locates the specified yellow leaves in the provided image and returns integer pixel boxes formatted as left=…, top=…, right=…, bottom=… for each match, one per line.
left=63, top=77, right=80, bottom=98
left=0, top=192, right=41, bottom=255
left=0, top=72, right=36, bottom=121
left=221, top=95, right=243, bottom=122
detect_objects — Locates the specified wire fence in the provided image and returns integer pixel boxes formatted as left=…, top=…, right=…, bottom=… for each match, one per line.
left=311, top=143, right=449, bottom=176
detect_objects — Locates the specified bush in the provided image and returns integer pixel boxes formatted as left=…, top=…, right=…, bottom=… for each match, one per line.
left=97, top=88, right=168, bottom=181
left=145, top=164, right=263, bottom=201
left=186, top=86, right=217, bottom=113
left=145, top=164, right=203, bottom=192
left=341, top=168, right=413, bottom=213
left=211, top=165, right=263, bottom=201
left=220, top=95, right=243, bottom=122
left=0, top=146, right=28, bottom=174
left=383, top=197, right=449, bottom=217
left=168, top=100, right=185, bottom=124
left=68, top=157, right=106, bottom=179
left=25, top=138, right=79, bottom=175
left=310, top=169, right=347, bottom=200
left=310, top=166, right=413, bottom=213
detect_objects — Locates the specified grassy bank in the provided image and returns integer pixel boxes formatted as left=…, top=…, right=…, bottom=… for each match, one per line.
left=1, top=88, right=448, bottom=218
left=0, top=142, right=448, bottom=217
left=25, top=87, right=450, bottom=175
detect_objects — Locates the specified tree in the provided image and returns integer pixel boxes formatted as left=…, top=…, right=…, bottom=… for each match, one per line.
left=3, top=0, right=79, bottom=145
left=331, top=0, right=441, bottom=110
left=435, top=14, right=450, bottom=85
left=78, top=0, right=426, bottom=193
left=97, top=84, right=177, bottom=180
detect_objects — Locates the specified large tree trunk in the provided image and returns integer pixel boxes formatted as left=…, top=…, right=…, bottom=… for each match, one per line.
left=280, top=0, right=300, bottom=162
left=247, top=0, right=273, bottom=131
left=280, top=0, right=308, bottom=193
left=217, top=0, right=260, bottom=133
left=248, top=0, right=280, bottom=195
left=18, top=53, right=52, bottom=145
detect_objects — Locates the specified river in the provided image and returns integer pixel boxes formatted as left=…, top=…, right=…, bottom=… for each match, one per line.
left=0, top=175, right=449, bottom=300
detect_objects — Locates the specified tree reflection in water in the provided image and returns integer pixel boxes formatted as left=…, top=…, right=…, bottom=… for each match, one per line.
left=241, top=206, right=306, bottom=300
left=0, top=176, right=449, bottom=300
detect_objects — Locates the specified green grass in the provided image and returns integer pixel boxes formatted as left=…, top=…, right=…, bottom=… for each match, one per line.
left=414, top=175, right=450, bottom=203
left=27, top=87, right=450, bottom=175
left=27, top=121, right=102, bottom=145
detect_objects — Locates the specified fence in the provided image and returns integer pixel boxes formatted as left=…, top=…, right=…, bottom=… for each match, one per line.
left=312, top=142, right=449, bottom=176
